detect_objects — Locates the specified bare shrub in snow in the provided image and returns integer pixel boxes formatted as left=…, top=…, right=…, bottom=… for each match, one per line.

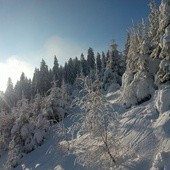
left=60, top=78, right=134, bottom=169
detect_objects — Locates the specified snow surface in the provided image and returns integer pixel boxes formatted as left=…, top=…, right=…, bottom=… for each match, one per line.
left=1, top=89, right=170, bottom=170
left=0, top=119, right=85, bottom=170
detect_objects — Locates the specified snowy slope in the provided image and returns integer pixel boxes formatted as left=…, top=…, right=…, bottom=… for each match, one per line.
left=0, top=116, right=86, bottom=170
left=15, top=115, right=87, bottom=170
left=1, top=89, right=170, bottom=170
left=107, top=90, right=170, bottom=170
left=14, top=127, right=84, bottom=170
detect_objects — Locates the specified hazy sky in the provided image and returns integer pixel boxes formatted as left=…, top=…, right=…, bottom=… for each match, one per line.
left=0, top=0, right=161, bottom=91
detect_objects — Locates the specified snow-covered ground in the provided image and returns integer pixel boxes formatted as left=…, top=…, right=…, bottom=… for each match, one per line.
left=107, top=90, right=170, bottom=170
left=1, top=89, right=170, bottom=170
left=0, top=116, right=86, bottom=170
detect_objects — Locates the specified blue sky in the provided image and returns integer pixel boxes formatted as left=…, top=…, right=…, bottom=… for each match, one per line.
left=0, top=0, right=161, bottom=91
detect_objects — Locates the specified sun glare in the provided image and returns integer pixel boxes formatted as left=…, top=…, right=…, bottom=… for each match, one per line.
left=0, top=57, right=34, bottom=92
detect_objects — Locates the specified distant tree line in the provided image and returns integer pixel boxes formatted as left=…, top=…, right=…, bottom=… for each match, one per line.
left=0, top=44, right=125, bottom=112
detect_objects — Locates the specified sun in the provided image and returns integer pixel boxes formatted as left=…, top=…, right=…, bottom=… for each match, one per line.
left=0, top=57, right=34, bottom=92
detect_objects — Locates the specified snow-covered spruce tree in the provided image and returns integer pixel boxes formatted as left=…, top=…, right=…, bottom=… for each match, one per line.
left=96, top=52, right=102, bottom=81
left=60, top=78, right=134, bottom=169
left=0, top=110, right=15, bottom=156
left=103, top=41, right=125, bottom=91
left=4, top=77, right=16, bottom=112
left=80, top=53, right=89, bottom=77
left=149, top=0, right=160, bottom=54
left=101, top=52, right=107, bottom=81
left=87, top=47, right=95, bottom=72
left=156, top=0, right=170, bottom=83
left=6, top=94, right=50, bottom=169
left=121, top=18, right=157, bottom=108
left=32, top=92, right=43, bottom=115
left=42, top=80, right=70, bottom=122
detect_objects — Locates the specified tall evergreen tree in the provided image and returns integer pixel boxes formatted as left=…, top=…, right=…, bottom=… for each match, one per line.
left=67, top=58, right=76, bottom=85
left=32, top=68, right=40, bottom=97
left=106, top=50, right=110, bottom=61
left=96, top=53, right=102, bottom=80
left=5, top=78, right=15, bottom=110
left=14, top=72, right=32, bottom=101
left=96, top=53, right=102, bottom=73
left=156, top=0, right=170, bottom=83
left=149, top=0, right=160, bottom=40
left=5, top=78, right=14, bottom=96
left=58, top=65, right=64, bottom=87
left=52, top=56, right=59, bottom=81
left=101, top=52, right=107, bottom=80
left=80, top=53, right=88, bottom=76
left=63, top=62, right=69, bottom=84
left=124, top=32, right=131, bottom=57
left=73, top=57, right=81, bottom=77
left=109, top=40, right=121, bottom=74
left=0, top=91, right=5, bottom=111
left=39, top=59, right=51, bottom=95
left=87, top=47, right=95, bottom=71
left=48, top=69, right=53, bottom=86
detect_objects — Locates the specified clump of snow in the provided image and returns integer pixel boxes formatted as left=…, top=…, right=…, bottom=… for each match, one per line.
left=153, top=111, right=170, bottom=139
left=103, top=67, right=121, bottom=91
left=159, top=0, right=170, bottom=32
left=148, top=58, right=160, bottom=77
left=34, top=129, right=44, bottom=145
left=54, top=165, right=64, bottom=170
left=155, top=85, right=170, bottom=114
left=121, top=71, right=134, bottom=91
left=163, top=25, right=170, bottom=50
left=35, top=163, right=40, bottom=168
left=159, top=59, right=170, bottom=72
left=156, top=59, right=170, bottom=83
left=136, top=78, right=153, bottom=103
left=107, top=83, right=120, bottom=93
left=150, top=151, right=170, bottom=170
left=121, top=72, right=154, bottom=108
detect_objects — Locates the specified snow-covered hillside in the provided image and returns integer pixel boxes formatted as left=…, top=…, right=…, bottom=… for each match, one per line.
left=0, top=117, right=85, bottom=170
left=1, top=0, right=170, bottom=169
left=1, top=87, right=169, bottom=170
